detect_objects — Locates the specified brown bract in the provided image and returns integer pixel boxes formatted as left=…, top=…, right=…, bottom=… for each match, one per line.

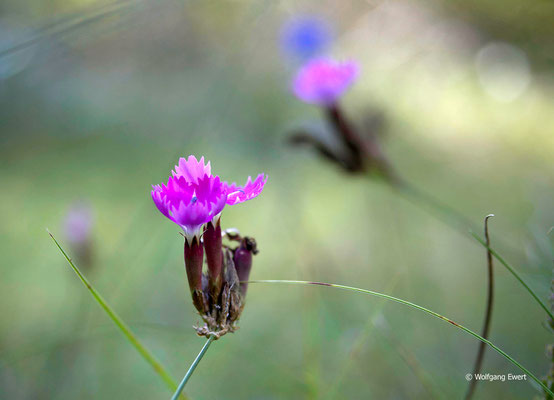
left=194, top=248, right=246, bottom=339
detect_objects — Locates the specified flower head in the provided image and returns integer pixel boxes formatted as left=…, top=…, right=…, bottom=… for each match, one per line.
left=293, top=58, right=359, bottom=106
left=64, top=200, right=95, bottom=269
left=152, top=156, right=267, bottom=239
left=151, top=155, right=266, bottom=339
left=64, top=201, right=93, bottom=244
left=152, top=174, right=227, bottom=240
left=280, top=15, right=333, bottom=60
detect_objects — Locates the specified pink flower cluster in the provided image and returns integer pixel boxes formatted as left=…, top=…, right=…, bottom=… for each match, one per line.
left=152, top=156, right=267, bottom=240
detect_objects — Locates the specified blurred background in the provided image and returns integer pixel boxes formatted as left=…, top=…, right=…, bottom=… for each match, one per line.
left=1, top=0, right=553, bottom=398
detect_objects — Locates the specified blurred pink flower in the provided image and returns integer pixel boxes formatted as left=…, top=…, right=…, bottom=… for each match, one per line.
left=64, top=201, right=93, bottom=244
left=293, top=58, right=359, bottom=105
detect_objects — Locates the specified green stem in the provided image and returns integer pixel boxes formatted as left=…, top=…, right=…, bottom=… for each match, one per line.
left=470, top=232, right=553, bottom=321
left=391, top=178, right=551, bottom=321
left=247, top=279, right=553, bottom=397
left=392, top=178, right=478, bottom=235
left=172, top=336, right=215, bottom=400
left=48, top=231, right=186, bottom=399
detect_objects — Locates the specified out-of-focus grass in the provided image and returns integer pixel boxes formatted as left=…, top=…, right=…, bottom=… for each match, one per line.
left=1, top=0, right=553, bottom=399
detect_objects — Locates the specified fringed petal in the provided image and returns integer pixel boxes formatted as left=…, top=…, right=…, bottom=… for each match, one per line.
left=225, top=173, right=267, bottom=205
left=172, top=155, right=212, bottom=183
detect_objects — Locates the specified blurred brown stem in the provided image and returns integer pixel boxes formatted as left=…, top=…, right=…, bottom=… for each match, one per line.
left=325, top=105, right=364, bottom=172
left=465, top=214, right=495, bottom=400
left=325, top=104, right=397, bottom=181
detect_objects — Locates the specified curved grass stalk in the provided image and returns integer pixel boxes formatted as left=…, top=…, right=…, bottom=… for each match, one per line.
left=248, top=279, right=553, bottom=397
left=391, top=177, right=551, bottom=321
left=470, top=232, right=553, bottom=321
left=48, top=231, right=187, bottom=399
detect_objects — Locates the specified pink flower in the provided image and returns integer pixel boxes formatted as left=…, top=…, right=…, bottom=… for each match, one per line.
left=293, top=58, right=359, bottom=106
left=64, top=201, right=93, bottom=244
left=151, top=155, right=267, bottom=240
left=152, top=174, right=227, bottom=240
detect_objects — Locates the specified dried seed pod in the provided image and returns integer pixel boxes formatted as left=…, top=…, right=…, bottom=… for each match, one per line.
left=194, top=237, right=257, bottom=339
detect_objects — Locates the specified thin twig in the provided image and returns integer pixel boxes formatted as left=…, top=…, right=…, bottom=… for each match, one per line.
left=48, top=231, right=186, bottom=398
left=466, top=214, right=495, bottom=400
left=470, top=232, right=553, bottom=321
left=391, top=179, right=553, bottom=321
left=390, top=173, right=554, bottom=325
left=247, top=279, right=554, bottom=397
left=171, top=336, right=215, bottom=400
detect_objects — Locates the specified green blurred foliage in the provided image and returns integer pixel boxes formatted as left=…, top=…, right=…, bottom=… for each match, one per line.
left=0, top=0, right=553, bottom=399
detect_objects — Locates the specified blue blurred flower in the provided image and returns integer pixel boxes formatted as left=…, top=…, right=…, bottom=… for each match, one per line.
left=280, top=15, right=333, bottom=60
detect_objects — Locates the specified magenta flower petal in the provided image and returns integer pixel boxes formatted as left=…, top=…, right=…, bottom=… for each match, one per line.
left=151, top=184, right=173, bottom=221
left=153, top=156, right=267, bottom=235
left=225, top=173, right=267, bottom=205
left=293, top=58, right=359, bottom=106
left=172, top=155, right=211, bottom=183
left=151, top=175, right=227, bottom=239
left=192, top=175, right=227, bottom=217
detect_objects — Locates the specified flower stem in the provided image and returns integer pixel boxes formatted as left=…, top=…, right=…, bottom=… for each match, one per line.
left=466, top=214, right=495, bottom=400
left=247, top=279, right=554, bottom=397
left=391, top=177, right=478, bottom=235
left=48, top=231, right=185, bottom=398
left=391, top=178, right=553, bottom=321
left=470, top=232, right=554, bottom=321
left=172, top=336, right=215, bottom=400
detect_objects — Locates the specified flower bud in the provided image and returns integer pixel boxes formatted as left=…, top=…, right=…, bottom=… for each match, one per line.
left=204, top=218, right=223, bottom=304
left=64, top=201, right=94, bottom=270
left=184, top=237, right=207, bottom=313
left=233, top=237, right=258, bottom=296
